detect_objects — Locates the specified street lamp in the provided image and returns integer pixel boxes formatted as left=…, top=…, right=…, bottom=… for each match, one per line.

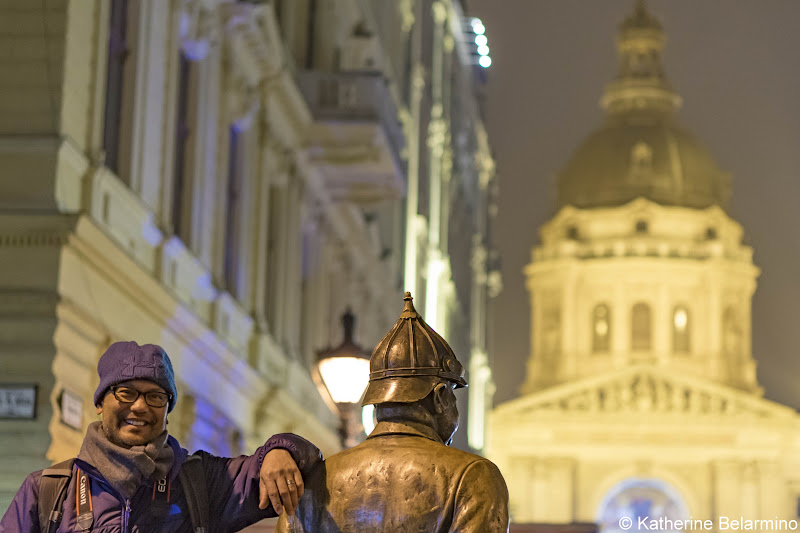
left=317, top=309, right=371, bottom=447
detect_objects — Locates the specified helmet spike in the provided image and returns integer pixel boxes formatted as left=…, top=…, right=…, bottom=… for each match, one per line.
left=400, top=291, right=420, bottom=319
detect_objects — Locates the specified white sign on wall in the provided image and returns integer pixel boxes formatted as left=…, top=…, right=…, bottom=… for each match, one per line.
left=60, top=389, right=84, bottom=430
left=0, top=384, right=37, bottom=419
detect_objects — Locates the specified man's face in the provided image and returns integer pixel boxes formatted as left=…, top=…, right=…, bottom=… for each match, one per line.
left=434, top=383, right=459, bottom=446
left=96, top=379, right=169, bottom=447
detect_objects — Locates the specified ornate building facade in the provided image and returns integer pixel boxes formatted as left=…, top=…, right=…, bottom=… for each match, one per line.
left=489, top=1, right=800, bottom=528
left=0, top=0, right=499, bottom=514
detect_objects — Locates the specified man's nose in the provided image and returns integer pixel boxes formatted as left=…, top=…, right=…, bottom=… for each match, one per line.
left=130, top=395, right=149, bottom=411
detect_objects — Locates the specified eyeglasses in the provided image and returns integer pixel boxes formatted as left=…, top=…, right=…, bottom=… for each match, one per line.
left=110, top=386, right=172, bottom=408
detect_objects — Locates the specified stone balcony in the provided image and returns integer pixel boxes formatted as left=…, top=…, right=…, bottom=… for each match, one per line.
left=295, top=70, right=406, bottom=205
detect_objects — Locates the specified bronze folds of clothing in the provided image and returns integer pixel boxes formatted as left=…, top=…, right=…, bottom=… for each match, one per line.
left=277, top=419, right=509, bottom=532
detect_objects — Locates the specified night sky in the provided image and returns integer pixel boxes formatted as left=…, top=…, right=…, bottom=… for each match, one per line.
left=466, top=1, right=800, bottom=407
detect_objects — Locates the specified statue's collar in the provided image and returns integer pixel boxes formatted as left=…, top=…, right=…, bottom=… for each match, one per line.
left=367, top=420, right=444, bottom=444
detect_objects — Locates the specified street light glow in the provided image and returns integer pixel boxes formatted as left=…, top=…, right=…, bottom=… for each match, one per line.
left=475, top=34, right=488, bottom=47
left=318, top=356, right=371, bottom=403
left=479, top=55, right=492, bottom=68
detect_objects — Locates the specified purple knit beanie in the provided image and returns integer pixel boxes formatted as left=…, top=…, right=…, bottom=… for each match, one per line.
left=94, top=341, right=178, bottom=412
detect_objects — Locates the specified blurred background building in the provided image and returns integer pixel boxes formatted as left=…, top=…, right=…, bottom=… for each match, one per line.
left=0, top=0, right=501, bottom=519
left=489, top=1, right=800, bottom=529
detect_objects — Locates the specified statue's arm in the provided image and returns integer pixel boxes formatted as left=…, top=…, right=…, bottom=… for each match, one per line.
left=451, top=459, right=510, bottom=533
left=274, top=459, right=326, bottom=533
left=275, top=513, right=292, bottom=532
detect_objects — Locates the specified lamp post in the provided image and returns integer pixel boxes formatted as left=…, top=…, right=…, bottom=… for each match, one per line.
left=317, top=309, right=371, bottom=448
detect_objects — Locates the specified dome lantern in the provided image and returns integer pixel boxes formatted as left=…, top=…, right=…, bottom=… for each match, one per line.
left=556, top=0, right=731, bottom=211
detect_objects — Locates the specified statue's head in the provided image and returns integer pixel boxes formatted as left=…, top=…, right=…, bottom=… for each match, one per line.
left=363, top=292, right=466, bottom=443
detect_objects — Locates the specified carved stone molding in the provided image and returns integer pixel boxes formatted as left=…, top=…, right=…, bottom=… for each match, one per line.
left=178, top=0, right=218, bottom=60
left=477, top=150, right=496, bottom=190
left=441, top=145, right=453, bottom=182
left=0, top=232, right=68, bottom=248
left=400, top=0, right=415, bottom=33
left=508, top=366, right=794, bottom=420
left=427, top=115, right=447, bottom=156
left=471, top=234, right=488, bottom=283
left=443, top=33, right=455, bottom=53
left=228, top=74, right=260, bottom=128
left=411, top=63, right=426, bottom=99
left=431, top=1, right=447, bottom=25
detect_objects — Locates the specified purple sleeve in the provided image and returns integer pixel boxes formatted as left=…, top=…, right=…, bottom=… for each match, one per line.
left=0, top=472, right=41, bottom=533
left=258, top=433, right=323, bottom=472
left=202, top=433, right=322, bottom=530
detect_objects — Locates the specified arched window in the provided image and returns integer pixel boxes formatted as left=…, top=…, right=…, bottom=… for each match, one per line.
left=592, top=303, right=611, bottom=353
left=597, top=478, right=689, bottom=533
left=631, top=302, right=651, bottom=351
left=672, top=305, right=690, bottom=353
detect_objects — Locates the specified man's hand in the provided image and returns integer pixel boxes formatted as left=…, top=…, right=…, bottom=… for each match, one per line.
left=259, top=448, right=304, bottom=516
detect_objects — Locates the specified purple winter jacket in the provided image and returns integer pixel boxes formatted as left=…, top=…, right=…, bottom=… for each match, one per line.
left=0, top=433, right=321, bottom=533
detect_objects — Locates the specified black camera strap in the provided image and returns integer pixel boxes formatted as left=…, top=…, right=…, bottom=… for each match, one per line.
left=74, top=468, right=171, bottom=532
left=75, top=469, right=93, bottom=532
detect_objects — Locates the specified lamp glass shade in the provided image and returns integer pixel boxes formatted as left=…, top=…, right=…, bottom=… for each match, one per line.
left=319, top=356, right=371, bottom=403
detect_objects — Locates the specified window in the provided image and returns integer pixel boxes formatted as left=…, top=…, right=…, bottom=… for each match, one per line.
left=223, top=126, right=244, bottom=296
left=631, top=302, right=651, bottom=351
left=672, top=305, right=690, bottom=354
left=566, top=225, right=579, bottom=240
left=171, top=51, right=194, bottom=243
left=635, top=220, right=649, bottom=234
left=592, top=304, right=611, bottom=353
left=103, top=0, right=136, bottom=182
left=305, top=0, right=317, bottom=68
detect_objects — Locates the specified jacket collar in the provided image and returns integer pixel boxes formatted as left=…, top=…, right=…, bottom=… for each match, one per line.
left=367, top=420, right=444, bottom=444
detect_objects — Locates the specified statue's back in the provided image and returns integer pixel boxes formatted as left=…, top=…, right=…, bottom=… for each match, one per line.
left=278, top=428, right=508, bottom=533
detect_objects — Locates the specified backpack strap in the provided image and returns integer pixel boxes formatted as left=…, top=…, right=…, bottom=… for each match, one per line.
left=179, top=454, right=209, bottom=533
left=38, top=458, right=76, bottom=533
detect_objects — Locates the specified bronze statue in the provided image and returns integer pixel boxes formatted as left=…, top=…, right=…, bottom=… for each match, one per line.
left=277, top=293, right=509, bottom=532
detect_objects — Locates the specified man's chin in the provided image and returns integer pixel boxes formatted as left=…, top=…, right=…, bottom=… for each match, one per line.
left=106, top=425, right=154, bottom=447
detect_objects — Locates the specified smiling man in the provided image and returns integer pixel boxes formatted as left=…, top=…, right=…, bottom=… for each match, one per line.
left=0, top=341, right=321, bottom=533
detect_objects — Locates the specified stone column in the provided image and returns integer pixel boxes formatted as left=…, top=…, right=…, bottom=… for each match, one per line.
left=712, top=460, right=741, bottom=519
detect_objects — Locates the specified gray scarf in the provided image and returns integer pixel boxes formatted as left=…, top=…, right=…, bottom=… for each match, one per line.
left=78, top=421, right=175, bottom=500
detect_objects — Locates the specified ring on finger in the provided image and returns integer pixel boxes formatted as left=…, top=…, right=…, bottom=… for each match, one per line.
left=286, top=478, right=295, bottom=486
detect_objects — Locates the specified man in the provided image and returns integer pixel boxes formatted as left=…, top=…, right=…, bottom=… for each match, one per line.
left=1, top=341, right=320, bottom=532
left=277, top=293, right=509, bottom=533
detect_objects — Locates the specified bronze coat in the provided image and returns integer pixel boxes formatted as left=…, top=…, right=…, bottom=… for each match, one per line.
left=277, top=420, right=509, bottom=532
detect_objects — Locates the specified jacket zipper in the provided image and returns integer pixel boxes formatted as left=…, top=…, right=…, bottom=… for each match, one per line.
left=122, top=499, right=131, bottom=533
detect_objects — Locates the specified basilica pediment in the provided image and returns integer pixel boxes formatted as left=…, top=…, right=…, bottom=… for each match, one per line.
left=495, top=365, right=798, bottom=421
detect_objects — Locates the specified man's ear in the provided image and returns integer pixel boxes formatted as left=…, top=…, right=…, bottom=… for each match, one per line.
left=432, top=383, right=448, bottom=414
left=96, top=405, right=103, bottom=415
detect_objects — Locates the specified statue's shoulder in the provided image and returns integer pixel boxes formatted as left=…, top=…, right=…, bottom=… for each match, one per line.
left=438, top=444, right=497, bottom=469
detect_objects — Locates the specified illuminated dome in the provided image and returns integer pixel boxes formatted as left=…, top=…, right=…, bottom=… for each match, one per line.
left=556, top=0, right=731, bottom=210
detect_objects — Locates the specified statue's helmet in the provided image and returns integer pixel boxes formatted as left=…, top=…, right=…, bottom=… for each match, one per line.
left=362, top=292, right=467, bottom=405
